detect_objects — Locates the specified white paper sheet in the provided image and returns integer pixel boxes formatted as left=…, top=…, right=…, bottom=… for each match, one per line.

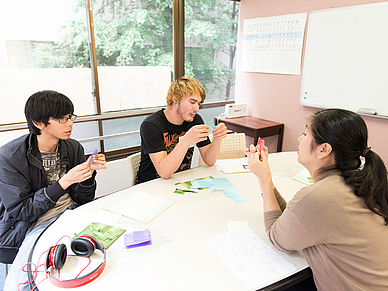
left=214, top=157, right=250, bottom=174
left=269, top=160, right=304, bottom=177
left=206, top=230, right=296, bottom=290
left=227, top=221, right=250, bottom=232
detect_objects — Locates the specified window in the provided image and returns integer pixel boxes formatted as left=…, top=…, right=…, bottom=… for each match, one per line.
left=92, top=0, right=174, bottom=112
left=0, top=0, right=239, bottom=158
left=87, top=0, right=175, bottom=154
left=0, top=0, right=94, bottom=126
left=185, top=0, right=239, bottom=101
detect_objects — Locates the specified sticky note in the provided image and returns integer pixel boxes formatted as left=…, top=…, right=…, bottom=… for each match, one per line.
left=124, top=229, right=152, bottom=248
left=175, top=176, right=214, bottom=190
left=191, top=178, right=247, bottom=203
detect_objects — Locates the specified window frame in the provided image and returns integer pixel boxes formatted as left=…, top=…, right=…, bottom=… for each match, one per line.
left=0, top=0, right=236, bottom=161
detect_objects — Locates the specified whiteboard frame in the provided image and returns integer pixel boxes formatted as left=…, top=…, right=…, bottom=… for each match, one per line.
left=300, top=2, right=388, bottom=118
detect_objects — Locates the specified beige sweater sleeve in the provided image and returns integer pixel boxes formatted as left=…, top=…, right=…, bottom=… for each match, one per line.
left=263, top=186, right=315, bottom=253
left=263, top=187, right=286, bottom=237
left=273, top=187, right=287, bottom=212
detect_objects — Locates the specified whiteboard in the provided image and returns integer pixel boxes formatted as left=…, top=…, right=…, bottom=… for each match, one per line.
left=300, top=2, right=388, bottom=117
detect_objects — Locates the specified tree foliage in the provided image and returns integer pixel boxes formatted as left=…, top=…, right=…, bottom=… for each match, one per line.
left=32, top=0, right=239, bottom=100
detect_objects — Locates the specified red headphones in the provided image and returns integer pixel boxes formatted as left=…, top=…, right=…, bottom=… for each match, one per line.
left=45, top=234, right=106, bottom=288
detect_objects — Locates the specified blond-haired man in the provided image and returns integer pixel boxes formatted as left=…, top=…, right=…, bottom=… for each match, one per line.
left=137, top=77, right=227, bottom=183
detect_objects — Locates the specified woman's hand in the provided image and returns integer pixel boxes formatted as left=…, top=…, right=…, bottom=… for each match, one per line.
left=245, top=141, right=280, bottom=211
left=245, top=142, right=272, bottom=186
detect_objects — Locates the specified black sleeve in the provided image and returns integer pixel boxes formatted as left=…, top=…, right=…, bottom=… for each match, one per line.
left=67, top=140, right=96, bottom=205
left=140, top=121, right=167, bottom=154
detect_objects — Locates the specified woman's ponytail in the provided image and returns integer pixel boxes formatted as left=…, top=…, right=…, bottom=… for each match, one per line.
left=310, top=109, right=388, bottom=225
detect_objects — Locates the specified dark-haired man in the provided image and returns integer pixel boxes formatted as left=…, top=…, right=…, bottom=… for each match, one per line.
left=0, top=90, right=106, bottom=290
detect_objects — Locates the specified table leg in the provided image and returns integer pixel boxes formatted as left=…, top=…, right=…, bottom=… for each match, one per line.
left=253, top=134, right=258, bottom=146
left=276, top=125, right=284, bottom=152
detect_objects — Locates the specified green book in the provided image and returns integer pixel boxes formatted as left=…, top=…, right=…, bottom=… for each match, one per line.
left=74, top=222, right=126, bottom=249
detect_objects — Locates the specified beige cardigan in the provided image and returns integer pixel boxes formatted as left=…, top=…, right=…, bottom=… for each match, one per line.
left=264, top=172, right=388, bottom=291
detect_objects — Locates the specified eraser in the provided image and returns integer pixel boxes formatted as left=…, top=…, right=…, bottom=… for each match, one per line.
left=357, top=108, right=377, bottom=115
left=124, top=229, right=152, bottom=248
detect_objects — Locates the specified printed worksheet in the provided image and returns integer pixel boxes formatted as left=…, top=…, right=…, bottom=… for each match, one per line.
left=206, top=230, right=296, bottom=290
left=241, top=12, right=307, bottom=75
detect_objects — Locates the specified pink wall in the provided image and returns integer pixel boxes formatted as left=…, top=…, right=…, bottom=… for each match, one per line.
left=236, top=0, right=388, bottom=165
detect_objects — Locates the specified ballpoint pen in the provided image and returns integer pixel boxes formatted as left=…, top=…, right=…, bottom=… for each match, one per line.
left=88, top=149, right=98, bottom=162
left=257, top=137, right=264, bottom=161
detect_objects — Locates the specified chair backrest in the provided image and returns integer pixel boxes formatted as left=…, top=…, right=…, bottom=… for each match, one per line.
left=199, top=133, right=246, bottom=165
left=217, top=133, right=246, bottom=159
left=95, top=158, right=133, bottom=199
left=127, top=152, right=141, bottom=186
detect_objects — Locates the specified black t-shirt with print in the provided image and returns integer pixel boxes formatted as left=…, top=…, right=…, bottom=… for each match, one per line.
left=137, top=109, right=211, bottom=183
